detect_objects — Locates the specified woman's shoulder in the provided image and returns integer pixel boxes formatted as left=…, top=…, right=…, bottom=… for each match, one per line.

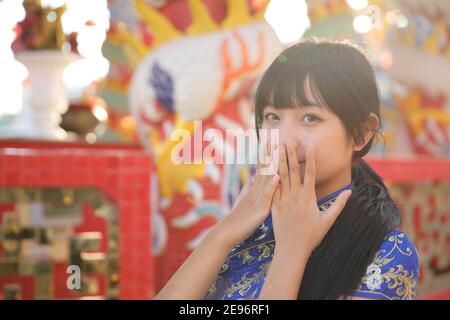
left=351, top=229, right=420, bottom=300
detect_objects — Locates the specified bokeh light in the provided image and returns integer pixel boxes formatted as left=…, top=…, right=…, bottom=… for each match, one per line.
left=264, top=0, right=310, bottom=44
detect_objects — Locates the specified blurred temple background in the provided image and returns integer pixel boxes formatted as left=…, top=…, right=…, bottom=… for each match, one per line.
left=0, top=0, right=449, bottom=299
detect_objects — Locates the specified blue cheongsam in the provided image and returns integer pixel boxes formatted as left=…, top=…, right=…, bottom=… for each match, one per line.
left=204, top=181, right=420, bottom=300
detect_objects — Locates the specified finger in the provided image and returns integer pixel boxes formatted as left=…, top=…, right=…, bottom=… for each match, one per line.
left=322, top=190, right=352, bottom=227
left=262, top=174, right=280, bottom=203
left=257, top=148, right=270, bottom=178
left=255, top=152, right=266, bottom=179
left=255, top=161, right=261, bottom=178
left=303, top=143, right=316, bottom=202
left=258, top=132, right=270, bottom=169
left=272, top=182, right=281, bottom=204
left=265, top=143, right=279, bottom=177
left=278, top=144, right=290, bottom=193
left=286, top=140, right=300, bottom=191
left=234, top=174, right=253, bottom=204
left=268, top=129, right=279, bottom=159
left=261, top=141, right=278, bottom=178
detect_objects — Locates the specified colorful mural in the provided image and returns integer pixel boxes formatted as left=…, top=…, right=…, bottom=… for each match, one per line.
left=100, top=0, right=282, bottom=289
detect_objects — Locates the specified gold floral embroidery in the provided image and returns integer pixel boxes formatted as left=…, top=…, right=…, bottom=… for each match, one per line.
left=357, top=231, right=418, bottom=300
left=223, top=262, right=271, bottom=299
left=226, top=240, right=275, bottom=263
left=318, top=198, right=336, bottom=211
left=237, top=249, right=255, bottom=265
left=257, top=242, right=273, bottom=261
left=386, top=232, right=413, bottom=257
left=205, top=275, right=220, bottom=298
left=384, top=265, right=416, bottom=300
left=207, top=242, right=274, bottom=299
left=218, top=263, right=229, bottom=273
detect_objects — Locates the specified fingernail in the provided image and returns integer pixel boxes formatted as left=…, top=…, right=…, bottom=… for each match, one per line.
left=272, top=174, right=280, bottom=186
left=286, top=139, right=297, bottom=148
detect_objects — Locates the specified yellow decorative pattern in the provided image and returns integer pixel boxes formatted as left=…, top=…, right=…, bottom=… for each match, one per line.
left=354, top=230, right=419, bottom=300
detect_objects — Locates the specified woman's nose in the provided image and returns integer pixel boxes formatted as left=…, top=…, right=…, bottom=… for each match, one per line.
left=279, top=134, right=306, bottom=160
left=279, top=129, right=300, bottom=148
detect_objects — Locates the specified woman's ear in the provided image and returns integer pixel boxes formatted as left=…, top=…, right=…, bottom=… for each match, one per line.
left=353, top=113, right=380, bottom=152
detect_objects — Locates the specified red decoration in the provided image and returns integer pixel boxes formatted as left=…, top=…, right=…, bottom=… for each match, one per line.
left=0, top=141, right=153, bottom=299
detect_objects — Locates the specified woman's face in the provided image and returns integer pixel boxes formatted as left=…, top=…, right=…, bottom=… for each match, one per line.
left=260, top=86, right=356, bottom=199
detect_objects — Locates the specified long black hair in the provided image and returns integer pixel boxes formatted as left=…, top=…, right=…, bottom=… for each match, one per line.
left=254, top=38, right=402, bottom=299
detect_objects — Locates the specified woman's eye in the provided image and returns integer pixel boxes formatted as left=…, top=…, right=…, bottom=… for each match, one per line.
left=302, top=114, right=320, bottom=123
left=264, top=113, right=279, bottom=122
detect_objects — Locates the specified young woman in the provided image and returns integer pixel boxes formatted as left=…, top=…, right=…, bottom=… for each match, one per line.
left=154, top=38, right=419, bottom=300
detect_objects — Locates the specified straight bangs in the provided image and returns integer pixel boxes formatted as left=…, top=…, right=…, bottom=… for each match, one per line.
left=255, top=48, right=335, bottom=134
left=254, top=58, right=329, bottom=132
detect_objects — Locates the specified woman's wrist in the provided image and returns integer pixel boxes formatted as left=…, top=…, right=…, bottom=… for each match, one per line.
left=259, top=241, right=311, bottom=300
left=205, top=221, right=238, bottom=251
left=208, top=204, right=261, bottom=249
left=274, top=240, right=313, bottom=261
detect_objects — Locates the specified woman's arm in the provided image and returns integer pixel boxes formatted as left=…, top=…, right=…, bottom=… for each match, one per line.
left=258, top=244, right=311, bottom=300
left=153, top=224, right=235, bottom=300
left=154, top=141, right=280, bottom=300
left=154, top=173, right=279, bottom=299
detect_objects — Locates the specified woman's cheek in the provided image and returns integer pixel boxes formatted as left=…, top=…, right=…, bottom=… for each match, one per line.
left=297, top=146, right=320, bottom=182
left=311, top=150, right=326, bottom=182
